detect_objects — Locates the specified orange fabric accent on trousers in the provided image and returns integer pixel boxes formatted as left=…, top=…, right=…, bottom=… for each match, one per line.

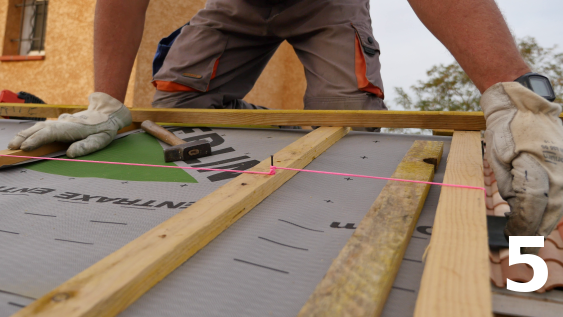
left=153, top=81, right=199, bottom=92
left=153, top=58, right=220, bottom=92
left=354, top=37, right=384, bottom=99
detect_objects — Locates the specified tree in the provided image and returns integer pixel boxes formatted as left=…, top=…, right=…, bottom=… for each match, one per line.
left=394, top=37, right=563, bottom=112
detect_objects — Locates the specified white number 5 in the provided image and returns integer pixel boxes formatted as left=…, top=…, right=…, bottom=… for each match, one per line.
left=507, top=236, right=548, bottom=292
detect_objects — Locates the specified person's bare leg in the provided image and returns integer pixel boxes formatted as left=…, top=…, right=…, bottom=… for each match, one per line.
left=94, top=0, right=150, bottom=102
left=408, top=0, right=530, bottom=93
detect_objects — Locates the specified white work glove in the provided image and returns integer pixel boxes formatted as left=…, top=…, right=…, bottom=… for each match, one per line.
left=481, top=82, right=563, bottom=254
left=8, top=92, right=132, bottom=158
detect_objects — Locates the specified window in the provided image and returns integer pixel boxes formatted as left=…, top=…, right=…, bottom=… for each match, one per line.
left=13, top=0, right=48, bottom=56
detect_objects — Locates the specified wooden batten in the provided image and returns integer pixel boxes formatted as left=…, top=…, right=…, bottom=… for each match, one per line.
left=414, top=131, right=491, bottom=317
left=0, top=103, right=491, bottom=130
left=0, top=123, right=140, bottom=167
left=298, top=140, right=444, bottom=317
left=0, top=144, right=68, bottom=167
left=11, top=127, right=350, bottom=317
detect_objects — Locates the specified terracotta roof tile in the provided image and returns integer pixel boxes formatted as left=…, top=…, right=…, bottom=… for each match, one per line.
left=484, top=153, right=563, bottom=293
left=539, top=240, right=563, bottom=266
left=491, top=181, right=499, bottom=195
left=484, top=174, right=496, bottom=186
left=484, top=166, right=493, bottom=177
left=490, top=249, right=501, bottom=264
left=486, top=196, right=494, bottom=210
left=500, top=258, right=534, bottom=284
left=490, top=260, right=505, bottom=288
left=492, top=192, right=507, bottom=208
left=547, top=230, right=563, bottom=249
left=537, top=261, right=563, bottom=293
left=499, top=248, right=509, bottom=260
left=485, top=185, right=493, bottom=197
left=493, top=204, right=510, bottom=217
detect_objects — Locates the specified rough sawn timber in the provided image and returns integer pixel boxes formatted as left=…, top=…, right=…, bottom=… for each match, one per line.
left=11, top=127, right=350, bottom=317
left=298, top=140, right=444, bottom=317
left=0, top=103, right=493, bottom=130
left=0, top=123, right=140, bottom=167
left=414, top=131, right=492, bottom=317
left=0, top=143, right=68, bottom=167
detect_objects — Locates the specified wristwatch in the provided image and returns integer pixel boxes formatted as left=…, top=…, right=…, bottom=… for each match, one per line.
left=514, top=72, right=556, bottom=102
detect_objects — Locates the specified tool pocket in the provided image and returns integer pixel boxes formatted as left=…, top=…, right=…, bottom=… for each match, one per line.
left=351, top=23, right=384, bottom=99
left=152, top=25, right=228, bottom=92
left=152, top=22, right=189, bottom=77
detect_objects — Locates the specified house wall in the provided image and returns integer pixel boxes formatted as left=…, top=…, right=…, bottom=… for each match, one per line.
left=0, top=0, right=306, bottom=109
left=0, top=0, right=96, bottom=106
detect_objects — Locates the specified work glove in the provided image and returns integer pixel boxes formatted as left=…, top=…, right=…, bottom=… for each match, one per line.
left=8, top=92, right=132, bottom=158
left=481, top=82, right=563, bottom=254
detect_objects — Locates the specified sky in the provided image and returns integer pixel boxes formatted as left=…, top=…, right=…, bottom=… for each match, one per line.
left=371, top=0, right=563, bottom=109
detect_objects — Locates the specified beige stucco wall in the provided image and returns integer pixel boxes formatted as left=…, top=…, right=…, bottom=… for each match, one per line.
left=0, top=0, right=306, bottom=109
left=0, top=0, right=96, bottom=106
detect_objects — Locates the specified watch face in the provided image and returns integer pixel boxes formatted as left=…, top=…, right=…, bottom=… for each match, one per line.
left=529, top=76, right=552, bottom=98
left=515, top=73, right=556, bottom=102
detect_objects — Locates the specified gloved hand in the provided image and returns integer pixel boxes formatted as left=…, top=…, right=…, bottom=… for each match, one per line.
left=481, top=82, right=563, bottom=254
left=8, top=92, right=132, bottom=158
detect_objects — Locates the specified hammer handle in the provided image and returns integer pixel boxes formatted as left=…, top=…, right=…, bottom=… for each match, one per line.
left=141, top=120, right=185, bottom=146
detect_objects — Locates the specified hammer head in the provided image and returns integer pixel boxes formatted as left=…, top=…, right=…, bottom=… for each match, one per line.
left=164, top=140, right=212, bottom=162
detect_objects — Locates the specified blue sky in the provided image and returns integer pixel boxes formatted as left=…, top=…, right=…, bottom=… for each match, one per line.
left=371, top=0, right=563, bottom=109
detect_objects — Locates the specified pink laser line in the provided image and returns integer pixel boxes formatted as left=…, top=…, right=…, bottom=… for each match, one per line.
left=0, top=155, right=272, bottom=175
left=274, top=166, right=486, bottom=192
left=0, top=154, right=486, bottom=193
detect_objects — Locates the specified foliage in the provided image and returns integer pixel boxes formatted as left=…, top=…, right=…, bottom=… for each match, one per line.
left=394, top=37, right=563, bottom=112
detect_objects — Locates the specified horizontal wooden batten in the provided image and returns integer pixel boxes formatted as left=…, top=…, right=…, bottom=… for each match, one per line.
left=0, top=103, right=500, bottom=130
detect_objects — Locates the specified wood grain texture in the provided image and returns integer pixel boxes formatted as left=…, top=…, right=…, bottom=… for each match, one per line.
left=0, top=143, right=68, bottom=167
left=11, top=127, right=350, bottom=317
left=414, top=131, right=492, bottom=317
left=298, top=140, right=444, bottom=317
left=0, top=104, right=87, bottom=118
left=0, top=103, right=492, bottom=129
left=0, top=123, right=141, bottom=167
left=432, top=129, right=454, bottom=136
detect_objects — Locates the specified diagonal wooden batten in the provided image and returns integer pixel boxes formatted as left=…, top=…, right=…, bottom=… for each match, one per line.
left=11, top=126, right=350, bottom=317
left=0, top=123, right=140, bottom=167
left=298, top=140, right=444, bottom=317
left=414, top=131, right=491, bottom=317
left=0, top=143, right=68, bottom=167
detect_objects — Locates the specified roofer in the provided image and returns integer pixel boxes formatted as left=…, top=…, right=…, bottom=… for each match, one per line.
left=8, top=0, right=563, bottom=252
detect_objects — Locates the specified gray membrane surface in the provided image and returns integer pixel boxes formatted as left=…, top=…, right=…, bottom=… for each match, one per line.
left=0, top=121, right=450, bottom=317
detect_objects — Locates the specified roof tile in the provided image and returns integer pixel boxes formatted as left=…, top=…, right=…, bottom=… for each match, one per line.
left=538, top=261, right=563, bottom=293
left=493, top=204, right=510, bottom=217
left=547, top=230, right=563, bottom=249
left=485, top=150, right=563, bottom=293
left=538, top=240, right=563, bottom=266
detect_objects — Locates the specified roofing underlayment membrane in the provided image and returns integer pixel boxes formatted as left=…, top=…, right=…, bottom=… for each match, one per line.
left=2, top=119, right=562, bottom=316
left=0, top=119, right=448, bottom=317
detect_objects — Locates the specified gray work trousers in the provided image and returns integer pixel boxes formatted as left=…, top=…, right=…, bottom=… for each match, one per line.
left=151, top=0, right=386, bottom=113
